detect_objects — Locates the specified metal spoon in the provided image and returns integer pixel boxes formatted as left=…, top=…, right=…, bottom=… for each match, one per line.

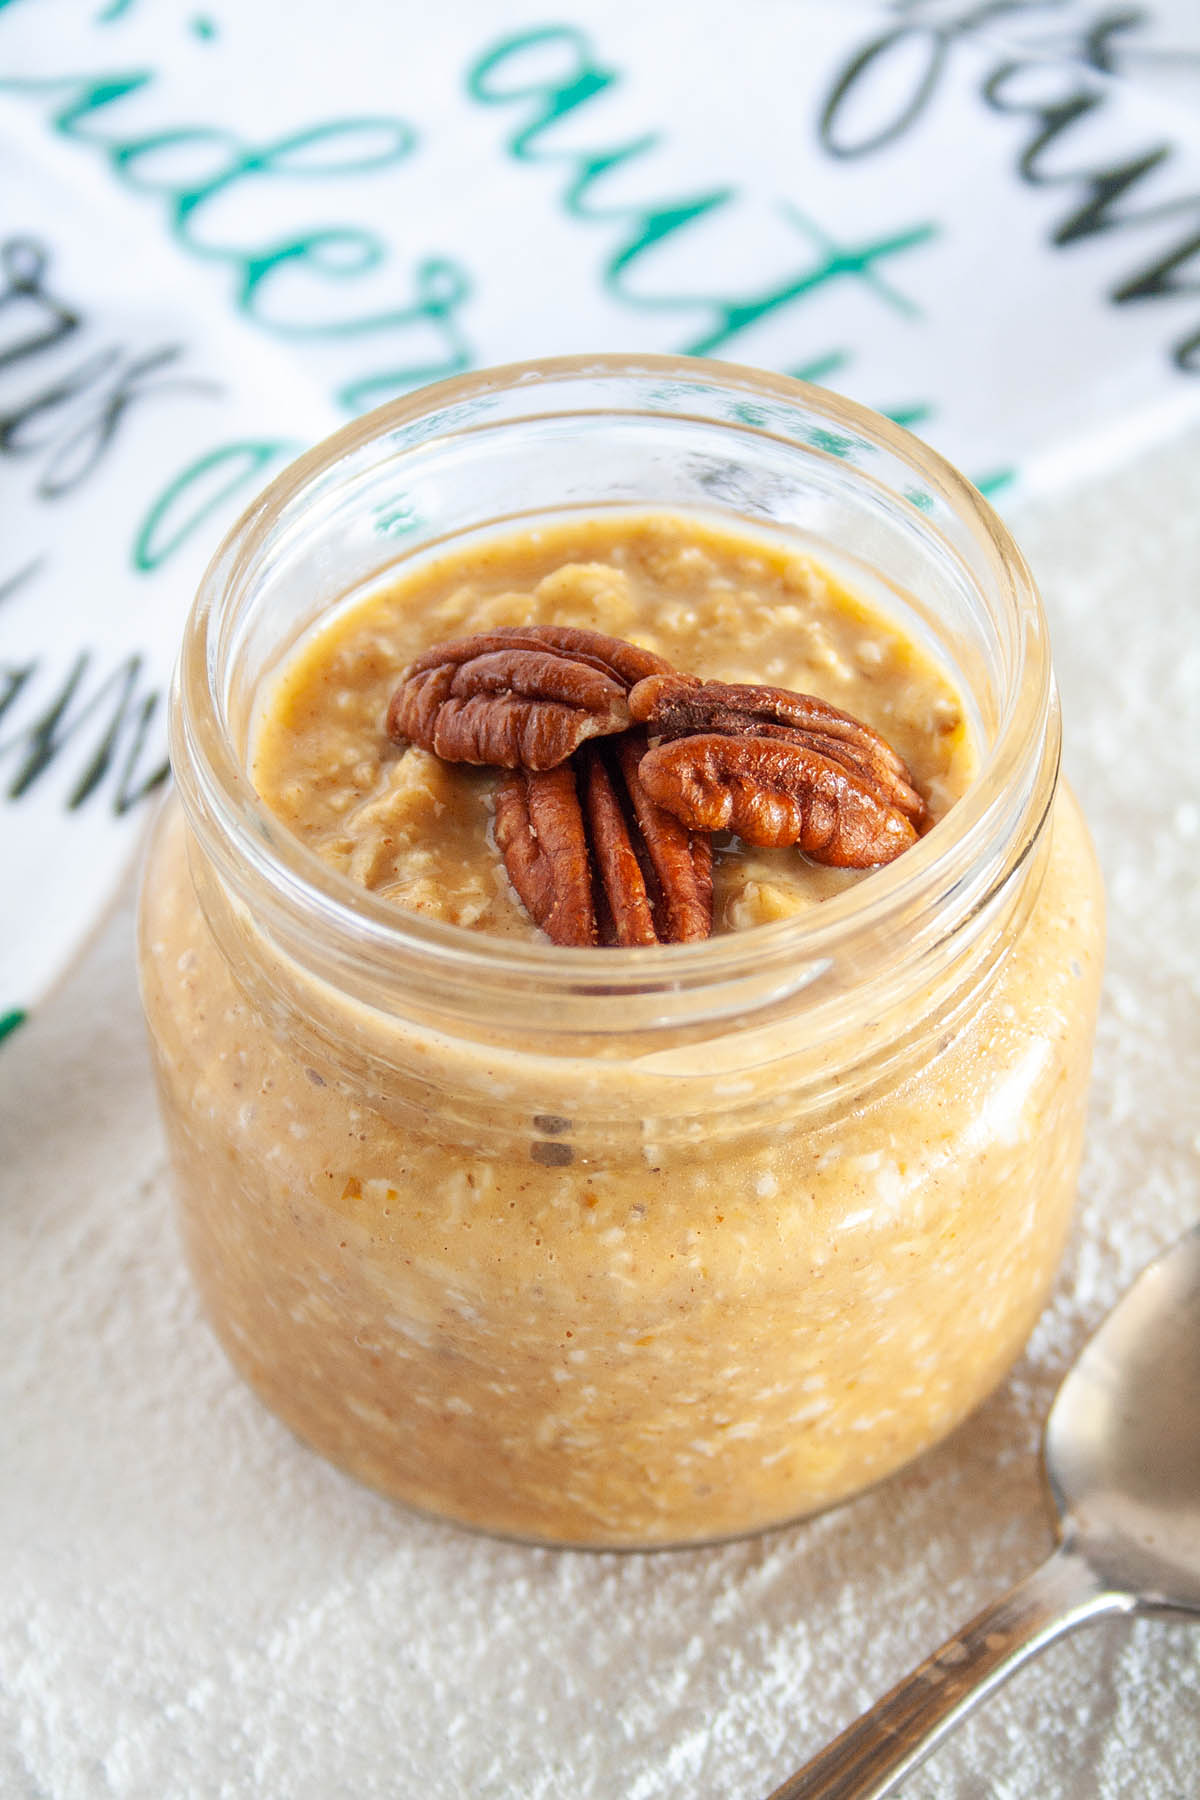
left=768, top=1224, right=1200, bottom=1800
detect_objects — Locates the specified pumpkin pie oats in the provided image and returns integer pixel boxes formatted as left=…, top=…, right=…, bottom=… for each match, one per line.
left=251, top=517, right=972, bottom=940
left=139, top=508, right=1103, bottom=1547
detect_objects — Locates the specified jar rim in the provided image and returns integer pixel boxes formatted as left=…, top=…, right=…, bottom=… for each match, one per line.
left=171, top=353, right=1057, bottom=1026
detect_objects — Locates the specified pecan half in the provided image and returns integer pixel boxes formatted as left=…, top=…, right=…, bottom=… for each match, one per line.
left=586, top=733, right=713, bottom=945
left=388, top=626, right=672, bottom=771
left=493, top=731, right=713, bottom=947
left=638, top=734, right=919, bottom=867
left=493, top=763, right=597, bottom=946
left=629, top=672, right=928, bottom=828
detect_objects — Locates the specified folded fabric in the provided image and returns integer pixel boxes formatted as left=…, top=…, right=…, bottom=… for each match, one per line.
left=3, top=0, right=1200, bottom=1023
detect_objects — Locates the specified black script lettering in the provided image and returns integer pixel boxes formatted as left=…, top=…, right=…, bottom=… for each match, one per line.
left=0, top=560, right=45, bottom=608
left=1, top=337, right=216, bottom=498
left=0, top=237, right=80, bottom=371
left=983, top=61, right=1200, bottom=365
left=821, top=3, right=1200, bottom=371
left=0, top=651, right=169, bottom=812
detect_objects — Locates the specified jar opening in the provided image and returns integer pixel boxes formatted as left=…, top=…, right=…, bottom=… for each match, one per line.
left=172, top=355, right=1057, bottom=1042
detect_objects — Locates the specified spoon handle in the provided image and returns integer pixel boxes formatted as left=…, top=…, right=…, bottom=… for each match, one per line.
left=766, top=1544, right=1132, bottom=1800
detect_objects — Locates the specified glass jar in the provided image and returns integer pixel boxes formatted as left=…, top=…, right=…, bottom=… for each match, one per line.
left=138, top=355, right=1104, bottom=1548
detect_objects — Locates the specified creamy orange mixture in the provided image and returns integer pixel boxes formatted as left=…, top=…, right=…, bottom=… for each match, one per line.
left=139, top=511, right=1104, bottom=1546
left=250, top=515, right=975, bottom=936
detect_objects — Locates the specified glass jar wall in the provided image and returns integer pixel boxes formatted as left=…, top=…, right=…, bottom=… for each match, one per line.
left=138, top=357, right=1104, bottom=1547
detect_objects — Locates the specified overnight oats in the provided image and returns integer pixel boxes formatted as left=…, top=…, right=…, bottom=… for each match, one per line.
left=138, top=358, right=1104, bottom=1547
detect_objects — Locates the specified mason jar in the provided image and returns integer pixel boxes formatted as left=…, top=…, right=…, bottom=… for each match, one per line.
left=137, top=355, right=1104, bottom=1548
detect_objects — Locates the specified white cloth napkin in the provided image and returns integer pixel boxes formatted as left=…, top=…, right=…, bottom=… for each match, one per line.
left=3, top=4, right=1200, bottom=1796
left=5, top=0, right=1200, bottom=1019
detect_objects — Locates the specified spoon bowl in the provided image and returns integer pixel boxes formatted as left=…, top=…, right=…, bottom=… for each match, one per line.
left=769, top=1224, right=1200, bottom=1799
left=1047, top=1227, right=1200, bottom=1614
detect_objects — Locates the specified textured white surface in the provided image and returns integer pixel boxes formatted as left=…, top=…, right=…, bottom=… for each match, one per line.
left=2, top=425, right=1199, bottom=1799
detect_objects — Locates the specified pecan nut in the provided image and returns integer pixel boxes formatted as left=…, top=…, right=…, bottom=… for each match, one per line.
left=493, top=762, right=597, bottom=946
left=388, top=626, right=672, bottom=771
left=493, top=731, right=712, bottom=947
left=638, top=733, right=919, bottom=867
left=585, top=733, right=713, bottom=946
left=628, top=672, right=928, bottom=828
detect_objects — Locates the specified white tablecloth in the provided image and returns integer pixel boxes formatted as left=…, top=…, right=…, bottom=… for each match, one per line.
left=3, top=422, right=1198, bottom=1800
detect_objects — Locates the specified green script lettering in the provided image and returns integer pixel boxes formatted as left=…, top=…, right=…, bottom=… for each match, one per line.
left=466, top=25, right=936, bottom=361
left=132, top=437, right=297, bottom=571
left=0, top=63, right=475, bottom=406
